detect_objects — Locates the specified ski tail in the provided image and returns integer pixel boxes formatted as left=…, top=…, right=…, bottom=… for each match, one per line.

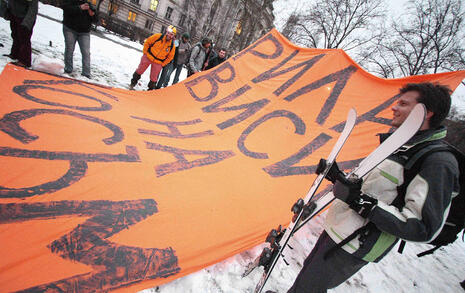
left=242, top=108, right=356, bottom=279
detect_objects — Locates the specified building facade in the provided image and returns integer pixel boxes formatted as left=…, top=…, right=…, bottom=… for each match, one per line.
left=93, top=0, right=274, bottom=52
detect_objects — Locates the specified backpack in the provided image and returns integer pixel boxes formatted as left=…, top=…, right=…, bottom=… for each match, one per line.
left=147, top=33, right=174, bottom=63
left=184, top=43, right=202, bottom=70
left=396, top=141, right=465, bottom=257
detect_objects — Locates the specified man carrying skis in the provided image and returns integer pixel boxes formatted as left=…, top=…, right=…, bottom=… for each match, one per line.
left=283, top=82, right=459, bottom=293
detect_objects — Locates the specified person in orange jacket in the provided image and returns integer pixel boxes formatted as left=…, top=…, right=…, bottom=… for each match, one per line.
left=129, top=25, right=176, bottom=90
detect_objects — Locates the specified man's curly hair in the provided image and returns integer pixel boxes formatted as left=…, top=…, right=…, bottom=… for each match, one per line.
left=400, top=82, right=452, bottom=128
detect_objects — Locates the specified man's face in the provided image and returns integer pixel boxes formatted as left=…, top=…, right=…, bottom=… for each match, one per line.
left=203, top=42, right=211, bottom=49
left=166, top=32, right=175, bottom=40
left=218, top=50, right=226, bottom=58
left=391, top=91, right=420, bottom=128
left=182, top=36, right=188, bottom=43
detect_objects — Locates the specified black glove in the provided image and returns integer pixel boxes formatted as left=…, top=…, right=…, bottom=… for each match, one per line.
left=332, top=175, right=362, bottom=203
left=348, top=193, right=378, bottom=218
left=315, top=159, right=344, bottom=183
left=333, top=176, right=377, bottom=218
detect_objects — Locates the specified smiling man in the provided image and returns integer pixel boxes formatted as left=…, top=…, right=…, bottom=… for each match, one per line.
left=275, top=83, right=460, bottom=293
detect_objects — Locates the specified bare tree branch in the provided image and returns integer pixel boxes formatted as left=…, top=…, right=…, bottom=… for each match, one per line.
left=283, top=0, right=385, bottom=51
left=363, top=0, right=465, bottom=78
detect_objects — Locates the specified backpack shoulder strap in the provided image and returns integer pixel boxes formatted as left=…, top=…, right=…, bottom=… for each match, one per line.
left=164, top=35, right=174, bottom=52
left=148, top=33, right=164, bottom=52
left=404, top=143, right=451, bottom=170
left=393, top=141, right=451, bottom=210
left=149, top=33, right=165, bottom=47
left=404, top=141, right=464, bottom=191
left=191, top=44, right=202, bottom=58
left=155, top=33, right=165, bottom=43
left=147, top=33, right=174, bottom=62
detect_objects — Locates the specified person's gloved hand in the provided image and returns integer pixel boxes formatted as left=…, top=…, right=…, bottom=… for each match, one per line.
left=348, top=193, right=378, bottom=218
left=315, top=159, right=344, bottom=183
left=333, top=176, right=377, bottom=218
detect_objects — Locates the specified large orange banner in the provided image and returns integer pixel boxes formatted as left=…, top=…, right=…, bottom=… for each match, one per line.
left=1, top=29, right=464, bottom=292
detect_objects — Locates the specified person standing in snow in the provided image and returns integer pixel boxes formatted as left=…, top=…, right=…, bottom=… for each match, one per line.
left=4, top=0, right=39, bottom=68
left=187, top=37, right=212, bottom=77
left=156, top=36, right=179, bottom=89
left=129, top=25, right=176, bottom=90
left=61, top=0, right=97, bottom=78
left=277, top=83, right=459, bottom=293
left=205, top=48, right=227, bottom=70
left=171, top=32, right=190, bottom=85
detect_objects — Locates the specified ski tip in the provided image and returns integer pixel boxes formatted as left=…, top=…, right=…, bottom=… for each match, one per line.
left=413, top=103, right=427, bottom=117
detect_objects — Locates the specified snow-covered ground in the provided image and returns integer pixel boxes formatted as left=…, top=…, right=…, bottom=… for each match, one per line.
left=1, top=3, right=464, bottom=293
left=0, top=3, right=185, bottom=89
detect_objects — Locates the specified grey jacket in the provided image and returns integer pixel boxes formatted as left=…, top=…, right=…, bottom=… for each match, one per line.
left=8, top=0, right=38, bottom=30
left=176, top=39, right=191, bottom=65
left=188, top=43, right=208, bottom=72
left=324, top=126, right=459, bottom=262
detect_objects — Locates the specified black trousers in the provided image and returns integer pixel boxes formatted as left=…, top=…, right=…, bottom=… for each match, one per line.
left=287, top=231, right=368, bottom=293
left=9, top=14, right=34, bottom=67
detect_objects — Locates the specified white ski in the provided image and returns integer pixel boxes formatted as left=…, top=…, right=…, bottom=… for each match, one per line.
left=242, top=108, right=357, bottom=279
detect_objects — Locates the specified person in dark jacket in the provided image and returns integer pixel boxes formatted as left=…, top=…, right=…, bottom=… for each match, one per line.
left=4, top=0, right=39, bottom=67
left=61, top=0, right=97, bottom=78
left=156, top=37, right=179, bottom=88
left=171, top=32, right=190, bottom=85
left=205, top=48, right=227, bottom=70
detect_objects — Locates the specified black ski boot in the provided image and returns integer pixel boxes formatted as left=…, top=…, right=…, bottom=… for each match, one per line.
left=147, top=80, right=158, bottom=91
left=129, top=72, right=141, bottom=90
left=291, top=198, right=316, bottom=222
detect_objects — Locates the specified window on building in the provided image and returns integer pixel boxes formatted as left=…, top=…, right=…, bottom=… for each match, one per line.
left=128, top=11, right=137, bottom=22
left=108, top=2, right=118, bottom=14
left=179, top=14, right=186, bottom=27
left=130, top=0, right=140, bottom=5
left=165, top=7, right=173, bottom=20
left=161, top=25, right=166, bottom=34
left=149, top=0, right=158, bottom=12
left=145, top=19, right=154, bottom=30
left=235, top=21, right=242, bottom=35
